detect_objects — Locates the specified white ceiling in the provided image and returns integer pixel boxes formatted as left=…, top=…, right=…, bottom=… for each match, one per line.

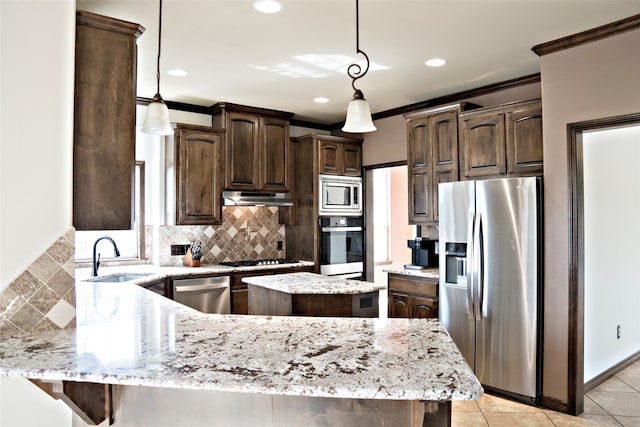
left=77, top=0, right=640, bottom=126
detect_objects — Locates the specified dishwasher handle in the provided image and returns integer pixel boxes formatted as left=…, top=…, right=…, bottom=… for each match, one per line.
left=173, top=277, right=230, bottom=293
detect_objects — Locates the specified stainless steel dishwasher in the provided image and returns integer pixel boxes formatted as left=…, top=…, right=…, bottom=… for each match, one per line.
left=172, top=276, right=231, bottom=314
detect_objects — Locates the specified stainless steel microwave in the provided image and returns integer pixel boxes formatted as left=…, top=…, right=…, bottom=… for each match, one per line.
left=318, top=174, right=362, bottom=216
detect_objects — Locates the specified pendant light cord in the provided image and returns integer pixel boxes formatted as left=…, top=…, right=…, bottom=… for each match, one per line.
left=346, top=0, right=370, bottom=92
left=155, top=0, right=163, bottom=96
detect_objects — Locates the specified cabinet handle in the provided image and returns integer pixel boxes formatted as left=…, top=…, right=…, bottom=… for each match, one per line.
left=393, top=299, right=408, bottom=306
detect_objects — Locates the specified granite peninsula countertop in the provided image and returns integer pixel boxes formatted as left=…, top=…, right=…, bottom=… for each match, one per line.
left=242, top=272, right=386, bottom=294
left=0, top=280, right=482, bottom=402
left=383, top=266, right=440, bottom=280
left=74, top=260, right=316, bottom=284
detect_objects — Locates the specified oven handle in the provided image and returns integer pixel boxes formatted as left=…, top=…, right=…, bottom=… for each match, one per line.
left=321, top=226, right=362, bottom=232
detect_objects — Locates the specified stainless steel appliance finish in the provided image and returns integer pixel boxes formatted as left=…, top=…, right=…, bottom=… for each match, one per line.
left=222, top=191, right=293, bottom=207
left=318, top=174, right=362, bottom=216
left=439, top=177, right=542, bottom=404
left=172, top=276, right=231, bottom=314
left=319, top=216, right=364, bottom=279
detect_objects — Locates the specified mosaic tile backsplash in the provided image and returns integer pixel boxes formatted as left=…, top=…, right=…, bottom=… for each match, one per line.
left=159, top=206, right=286, bottom=266
left=0, top=228, right=76, bottom=338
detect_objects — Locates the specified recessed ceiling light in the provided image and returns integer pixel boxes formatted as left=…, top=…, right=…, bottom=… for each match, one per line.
left=314, top=97, right=330, bottom=104
left=167, top=69, right=188, bottom=77
left=425, top=58, right=446, bottom=67
left=253, top=0, right=283, bottom=14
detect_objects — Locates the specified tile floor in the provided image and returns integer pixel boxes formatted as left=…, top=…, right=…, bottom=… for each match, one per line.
left=452, top=360, right=640, bottom=426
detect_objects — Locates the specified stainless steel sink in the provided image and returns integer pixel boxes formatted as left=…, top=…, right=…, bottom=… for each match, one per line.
left=85, top=273, right=154, bottom=283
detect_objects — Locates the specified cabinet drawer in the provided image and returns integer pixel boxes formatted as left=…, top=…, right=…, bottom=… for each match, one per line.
left=388, top=273, right=438, bottom=297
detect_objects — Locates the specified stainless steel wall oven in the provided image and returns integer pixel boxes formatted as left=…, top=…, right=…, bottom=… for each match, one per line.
left=319, top=216, right=364, bottom=279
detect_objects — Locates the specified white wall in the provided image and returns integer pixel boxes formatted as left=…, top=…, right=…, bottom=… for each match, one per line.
left=583, top=125, right=640, bottom=381
left=388, top=166, right=412, bottom=267
left=0, top=0, right=74, bottom=286
left=0, top=1, right=75, bottom=425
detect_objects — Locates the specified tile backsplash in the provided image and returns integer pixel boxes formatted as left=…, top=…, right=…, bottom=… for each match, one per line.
left=0, top=228, right=76, bottom=338
left=158, top=206, right=286, bottom=266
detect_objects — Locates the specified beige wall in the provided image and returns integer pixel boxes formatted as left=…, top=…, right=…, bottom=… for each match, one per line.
left=540, top=28, right=640, bottom=402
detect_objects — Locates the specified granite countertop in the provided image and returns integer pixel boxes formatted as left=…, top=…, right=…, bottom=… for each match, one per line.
left=0, top=281, right=482, bottom=402
left=75, top=260, right=316, bottom=285
left=242, top=272, right=386, bottom=294
left=383, top=266, right=440, bottom=280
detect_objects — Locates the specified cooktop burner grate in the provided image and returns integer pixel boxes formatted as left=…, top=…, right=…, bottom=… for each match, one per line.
left=219, top=259, right=299, bottom=267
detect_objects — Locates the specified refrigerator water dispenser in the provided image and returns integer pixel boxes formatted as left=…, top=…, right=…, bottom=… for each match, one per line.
left=445, top=242, right=467, bottom=285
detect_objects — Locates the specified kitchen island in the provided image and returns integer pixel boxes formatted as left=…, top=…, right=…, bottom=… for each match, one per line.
left=243, top=271, right=386, bottom=317
left=0, top=280, right=482, bottom=427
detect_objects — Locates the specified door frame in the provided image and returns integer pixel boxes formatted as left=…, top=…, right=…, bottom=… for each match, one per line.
left=566, top=111, right=640, bottom=415
left=363, top=161, right=407, bottom=282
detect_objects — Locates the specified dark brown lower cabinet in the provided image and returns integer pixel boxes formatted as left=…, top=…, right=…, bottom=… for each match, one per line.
left=388, top=273, right=439, bottom=319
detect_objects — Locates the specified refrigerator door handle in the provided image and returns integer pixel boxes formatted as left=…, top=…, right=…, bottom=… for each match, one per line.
left=474, top=213, right=484, bottom=320
left=467, top=212, right=475, bottom=320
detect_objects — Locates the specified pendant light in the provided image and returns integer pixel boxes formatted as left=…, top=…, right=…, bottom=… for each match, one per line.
left=342, top=0, right=376, bottom=133
left=141, top=0, right=173, bottom=135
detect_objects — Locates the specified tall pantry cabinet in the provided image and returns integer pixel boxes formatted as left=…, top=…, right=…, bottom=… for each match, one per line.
left=73, top=11, right=144, bottom=230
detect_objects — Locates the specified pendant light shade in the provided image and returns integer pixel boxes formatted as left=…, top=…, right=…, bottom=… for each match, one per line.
left=142, top=94, right=172, bottom=135
left=342, top=0, right=376, bottom=133
left=141, top=0, right=172, bottom=135
left=342, top=89, right=376, bottom=133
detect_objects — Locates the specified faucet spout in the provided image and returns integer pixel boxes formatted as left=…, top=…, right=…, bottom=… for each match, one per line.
left=92, top=236, right=121, bottom=277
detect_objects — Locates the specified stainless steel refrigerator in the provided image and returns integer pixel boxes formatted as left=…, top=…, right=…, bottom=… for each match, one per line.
left=438, top=177, right=542, bottom=404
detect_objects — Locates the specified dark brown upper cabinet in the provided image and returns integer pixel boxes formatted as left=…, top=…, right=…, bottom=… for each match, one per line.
left=174, top=124, right=225, bottom=225
left=459, top=99, right=543, bottom=179
left=211, top=103, right=294, bottom=191
left=317, top=136, right=363, bottom=177
left=73, top=11, right=144, bottom=230
left=404, top=103, right=477, bottom=224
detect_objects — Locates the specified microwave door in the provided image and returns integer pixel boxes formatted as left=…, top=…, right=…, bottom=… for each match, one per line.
left=325, top=185, right=350, bottom=207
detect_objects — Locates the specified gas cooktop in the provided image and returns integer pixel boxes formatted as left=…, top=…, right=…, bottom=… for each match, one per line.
left=219, top=259, right=299, bottom=267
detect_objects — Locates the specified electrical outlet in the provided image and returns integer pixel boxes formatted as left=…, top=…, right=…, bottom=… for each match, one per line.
left=170, top=244, right=189, bottom=256
left=617, top=324, right=621, bottom=340
left=277, top=240, right=283, bottom=250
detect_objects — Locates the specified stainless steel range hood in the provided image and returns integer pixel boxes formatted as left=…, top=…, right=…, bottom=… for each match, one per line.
left=222, top=191, right=293, bottom=207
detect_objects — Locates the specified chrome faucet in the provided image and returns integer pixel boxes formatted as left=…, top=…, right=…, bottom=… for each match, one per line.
left=92, top=236, right=120, bottom=276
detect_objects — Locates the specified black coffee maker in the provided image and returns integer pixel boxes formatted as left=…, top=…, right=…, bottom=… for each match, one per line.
left=404, top=238, right=438, bottom=270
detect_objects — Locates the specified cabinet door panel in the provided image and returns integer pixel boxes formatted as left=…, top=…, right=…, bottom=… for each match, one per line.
left=408, top=119, right=430, bottom=170
left=412, top=296, right=438, bottom=319
left=389, top=293, right=410, bottom=318
left=461, top=114, right=506, bottom=178
left=261, top=117, right=289, bottom=190
left=176, top=127, right=224, bottom=225
left=227, top=113, right=259, bottom=189
left=319, top=140, right=340, bottom=174
left=341, top=142, right=362, bottom=176
left=407, top=117, right=432, bottom=223
left=433, top=112, right=458, bottom=168
left=409, top=171, right=431, bottom=222
left=507, top=104, right=543, bottom=175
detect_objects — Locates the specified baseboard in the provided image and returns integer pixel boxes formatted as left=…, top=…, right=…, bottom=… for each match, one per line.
left=584, top=350, right=640, bottom=393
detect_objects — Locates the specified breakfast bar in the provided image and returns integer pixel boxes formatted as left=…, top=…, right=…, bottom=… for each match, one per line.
left=0, top=281, right=482, bottom=426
